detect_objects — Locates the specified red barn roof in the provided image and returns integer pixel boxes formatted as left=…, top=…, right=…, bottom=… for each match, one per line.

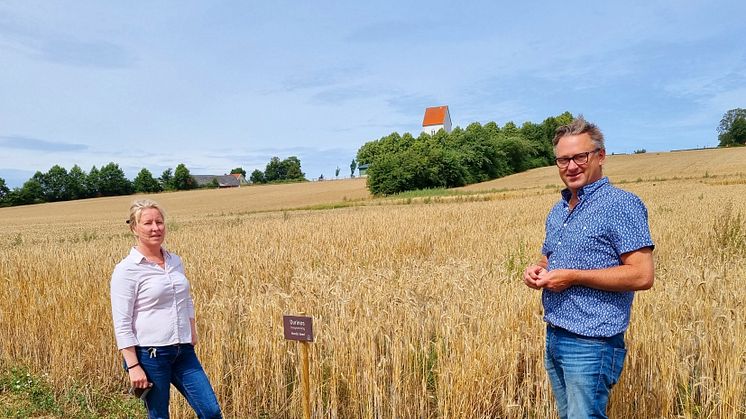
left=422, top=106, right=449, bottom=127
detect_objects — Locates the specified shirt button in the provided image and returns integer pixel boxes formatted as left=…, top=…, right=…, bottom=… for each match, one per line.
left=557, top=241, right=561, bottom=245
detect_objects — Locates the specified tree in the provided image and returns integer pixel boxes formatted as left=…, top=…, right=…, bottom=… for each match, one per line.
left=335, top=166, right=340, bottom=178
left=718, top=109, right=746, bottom=146
left=520, top=121, right=553, bottom=167
left=0, top=178, right=9, bottom=204
left=282, top=156, right=305, bottom=181
left=350, top=159, right=357, bottom=178
left=133, top=168, right=163, bottom=193
left=30, top=171, right=50, bottom=202
left=264, top=157, right=284, bottom=182
left=483, top=121, right=500, bottom=138
left=250, top=169, right=265, bottom=184
left=496, top=136, right=540, bottom=174
left=39, top=165, right=71, bottom=202
left=501, top=121, right=520, bottom=137
left=172, top=163, right=195, bottom=190
left=13, top=179, right=44, bottom=205
left=717, top=108, right=746, bottom=135
left=264, top=156, right=305, bottom=182
left=68, top=165, right=88, bottom=200
left=86, top=166, right=101, bottom=198
left=367, top=150, right=427, bottom=195
left=356, top=140, right=381, bottom=166
left=726, top=117, right=746, bottom=145
left=99, top=162, right=133, bottom=196
left=230, top=167, right=246, bottom=177
left=160, top=168, right=174, bottom=191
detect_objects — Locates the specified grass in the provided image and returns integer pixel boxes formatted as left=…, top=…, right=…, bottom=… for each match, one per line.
left=0, top=365, right=143, bottom=418
left=0, top=366, right=59, bottom=418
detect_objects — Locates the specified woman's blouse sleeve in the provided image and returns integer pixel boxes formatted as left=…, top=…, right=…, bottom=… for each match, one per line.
left=110, top=264, right=139, bottom=349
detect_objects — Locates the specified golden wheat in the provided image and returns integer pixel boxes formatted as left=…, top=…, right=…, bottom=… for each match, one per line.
left=0, top=149, right=744, bottom=418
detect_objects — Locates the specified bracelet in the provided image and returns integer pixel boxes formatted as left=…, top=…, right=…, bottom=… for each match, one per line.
left=126, top=362, right=140, bottom=371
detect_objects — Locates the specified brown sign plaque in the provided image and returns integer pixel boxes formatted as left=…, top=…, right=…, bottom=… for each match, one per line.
left=283, top=315, right=314, bottom=342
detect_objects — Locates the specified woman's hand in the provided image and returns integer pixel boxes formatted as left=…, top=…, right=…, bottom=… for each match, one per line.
left=128, top=365, right=151, bottom=388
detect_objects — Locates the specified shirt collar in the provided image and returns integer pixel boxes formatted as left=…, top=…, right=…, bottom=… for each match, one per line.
left=125, top=246, right=171, bottom=265
left=561, top=176, right=609, bottom=203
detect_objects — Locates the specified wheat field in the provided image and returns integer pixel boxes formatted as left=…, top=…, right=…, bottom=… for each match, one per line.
left=0, top=148, right=745, bottom=418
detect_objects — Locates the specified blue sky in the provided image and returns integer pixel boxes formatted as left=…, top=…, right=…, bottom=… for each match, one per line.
left=1, top=1, right=745, bottom=188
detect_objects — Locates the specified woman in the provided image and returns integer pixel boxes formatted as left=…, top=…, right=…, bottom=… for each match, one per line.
left=111, top=199, right=222, bottom=418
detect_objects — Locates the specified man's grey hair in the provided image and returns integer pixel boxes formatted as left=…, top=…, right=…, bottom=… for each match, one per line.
left=553, top=116, right=605, bottom=150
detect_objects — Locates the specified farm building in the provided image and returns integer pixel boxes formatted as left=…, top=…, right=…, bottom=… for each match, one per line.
left=422, top=105, right=452, bottom=135
left=192, top=173, right=248, bottom=188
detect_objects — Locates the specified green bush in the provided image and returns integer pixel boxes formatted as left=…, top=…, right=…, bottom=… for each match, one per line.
left=358, top=112, right=572, bottom=195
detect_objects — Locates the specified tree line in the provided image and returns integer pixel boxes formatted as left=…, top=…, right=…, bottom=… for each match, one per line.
left=6, top=107, right=738, bottom=206
left=0, top=163, right=197, bottom=207
left=248, top=156, right=305, bottom=184
left=356, top=112, right=574, bottom=195
left=0, top=155, right=306, bottom=207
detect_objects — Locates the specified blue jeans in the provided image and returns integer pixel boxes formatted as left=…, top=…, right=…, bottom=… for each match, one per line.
left=545, top=324, right=627, bottom=419
left=135, top=344, right=222, bottom=419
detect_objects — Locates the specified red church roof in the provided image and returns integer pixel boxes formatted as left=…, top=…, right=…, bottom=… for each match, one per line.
left=422, top=106, right=449, bottom=127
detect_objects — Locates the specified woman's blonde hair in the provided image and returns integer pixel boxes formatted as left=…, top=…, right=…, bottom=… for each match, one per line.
left=127, top=199, right=166, bottom=231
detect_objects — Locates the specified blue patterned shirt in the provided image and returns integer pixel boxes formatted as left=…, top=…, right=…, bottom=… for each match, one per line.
left=541, top=177, right=654, bottom=337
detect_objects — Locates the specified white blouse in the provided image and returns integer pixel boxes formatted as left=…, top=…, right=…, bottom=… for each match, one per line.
left=110, top=247, right=195, bottom=349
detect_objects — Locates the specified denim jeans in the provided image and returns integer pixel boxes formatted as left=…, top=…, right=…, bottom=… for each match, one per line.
left=135, top=344, right=222, bottom=419
left=544, top=324, right=627, bottom=419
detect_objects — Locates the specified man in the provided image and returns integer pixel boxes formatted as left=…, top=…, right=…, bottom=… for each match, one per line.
left=523, top=116, right=654, bottom=419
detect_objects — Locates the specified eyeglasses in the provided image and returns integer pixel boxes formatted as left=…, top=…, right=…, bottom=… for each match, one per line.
left=555, top=148, right=601, bottom=168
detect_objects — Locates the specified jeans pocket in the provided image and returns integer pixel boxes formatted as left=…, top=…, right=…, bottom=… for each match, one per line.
left=609, top=347, right=627, bottom=387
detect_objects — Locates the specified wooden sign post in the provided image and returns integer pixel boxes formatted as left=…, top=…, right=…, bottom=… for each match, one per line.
left=283, top=315, right=314, bottom=419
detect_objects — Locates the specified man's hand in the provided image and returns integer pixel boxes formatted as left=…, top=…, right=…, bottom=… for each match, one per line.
left=523, top=264, right=548, bottom=290
left=534, top=269, right=575, bottom=292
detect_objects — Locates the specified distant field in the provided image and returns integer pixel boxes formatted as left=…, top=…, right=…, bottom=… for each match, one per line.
left=462, top=146, right=746, bottom=191
left=0, top=148, right=744, bottom=418
left=0, top=178, right=370, bottom=242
